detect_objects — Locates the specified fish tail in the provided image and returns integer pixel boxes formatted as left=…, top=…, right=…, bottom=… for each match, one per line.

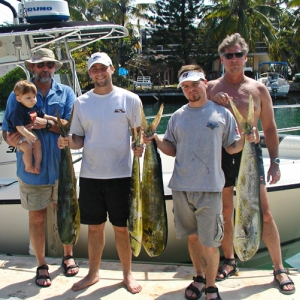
left=150, top=103, right=164, bottom=132
left=56, top=106, right=73, bottom=137
left=140, top=104, right=149, bottom=134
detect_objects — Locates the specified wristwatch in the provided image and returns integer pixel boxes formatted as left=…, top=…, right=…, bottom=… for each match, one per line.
left=271, top=158, right=280, bottom=164
left=46, top=120, right=52, bottom=130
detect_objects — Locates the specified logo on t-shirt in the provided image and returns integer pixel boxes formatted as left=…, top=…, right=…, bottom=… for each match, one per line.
left=206, top=121, right=219, bottom=129
left=114, top=109, right=125, bottom=113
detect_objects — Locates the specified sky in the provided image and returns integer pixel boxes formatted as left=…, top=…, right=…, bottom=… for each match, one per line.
left=0, top=0, right=210, bottom=24
left=0, top=0, right=158, bottom=25
left=0, top=0, right=19, bottom=24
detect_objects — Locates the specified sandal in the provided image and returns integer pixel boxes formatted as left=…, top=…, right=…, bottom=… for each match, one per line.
left=273, top=269, right=295, bottom=295
left=185, top=275, right=206, bottom=300
left=35, top=264, right=51, bottom=288
left=205, top=286, right=222, bottom=300
left=62, top=255, right=79, bottom=277
left=216, top=258, right=239, bottom=281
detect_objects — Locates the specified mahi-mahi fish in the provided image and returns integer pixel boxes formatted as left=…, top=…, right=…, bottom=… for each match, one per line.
left=56, top=109, right=80, bottom=245
left=140, top=103, right=168, bottom=257
left=229, top=93, right=262, bottom=261
left=128, top=123, right=143, bottom=257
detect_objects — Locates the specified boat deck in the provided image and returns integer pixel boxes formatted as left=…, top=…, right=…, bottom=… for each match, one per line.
left=0, top=254, right=298, bottom=300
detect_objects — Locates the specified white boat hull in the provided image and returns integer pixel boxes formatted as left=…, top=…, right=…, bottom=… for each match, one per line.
left=257, top=69, right=290, bottom=98
left=1, top=131, right=300, bottom=263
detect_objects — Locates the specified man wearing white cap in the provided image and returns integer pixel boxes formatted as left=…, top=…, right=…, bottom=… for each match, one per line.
left=2, top=48, right=78, bottom=287
left=58, top=52, right=143, bottom=293
left=144, top=65, right=255, bottom=300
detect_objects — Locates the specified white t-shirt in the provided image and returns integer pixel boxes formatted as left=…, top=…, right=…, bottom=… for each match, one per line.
left=71, top=87, right=142, bottom=179
left=164, top=101, right=240, bottom=192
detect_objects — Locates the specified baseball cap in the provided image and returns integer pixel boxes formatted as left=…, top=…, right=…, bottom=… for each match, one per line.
left=177, top=71, right=206, bottom=88
left=88, top=52, right=113, bottom=70
left=25, top=48, right=62, bottom=71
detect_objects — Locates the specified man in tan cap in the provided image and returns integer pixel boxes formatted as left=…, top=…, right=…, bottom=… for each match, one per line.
left=2, top=48, right=79, bottom=287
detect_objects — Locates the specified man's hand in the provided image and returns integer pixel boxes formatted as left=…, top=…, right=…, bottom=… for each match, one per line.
left=31, top=117, right=47, bottom=129
left=5, top=131, right=22, bottom=148
left=57, top=135, right=69, bottom=149
left=267, top=164, right=281, bottom=185
left=213, top=92, right=230, bottom=106
left=131, top=141, right=144, bottom=158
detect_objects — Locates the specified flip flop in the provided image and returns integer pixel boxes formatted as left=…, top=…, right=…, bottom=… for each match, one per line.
left=35, top=264, right=51, bottom=288
left=62, top=255, right=79, bottom=277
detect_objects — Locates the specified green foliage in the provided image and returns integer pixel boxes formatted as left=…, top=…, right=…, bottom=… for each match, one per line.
left=113, top=74, right=130, bottom=88
left=0, top=67, right=26, bottom=108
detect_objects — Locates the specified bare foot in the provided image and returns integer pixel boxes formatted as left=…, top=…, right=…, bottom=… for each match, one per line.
left=71, top=274, right=100, bottom=291
left=25, top=166, right=38, bottom=174
left=123, top=273, right=142, bottom=294
left=35, top=164, right=41, bottom=174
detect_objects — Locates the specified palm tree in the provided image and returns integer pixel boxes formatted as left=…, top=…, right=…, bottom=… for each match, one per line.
left=202, top=0, right=282, bottom=53
left=68, top=0, right=89, bottom=21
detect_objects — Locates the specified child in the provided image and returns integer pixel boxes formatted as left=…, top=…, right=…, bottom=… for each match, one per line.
left=7, top=80, right=57, bottom=174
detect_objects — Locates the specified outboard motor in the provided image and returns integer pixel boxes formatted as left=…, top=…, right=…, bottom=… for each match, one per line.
left=18, top=0, right=70, bottom=23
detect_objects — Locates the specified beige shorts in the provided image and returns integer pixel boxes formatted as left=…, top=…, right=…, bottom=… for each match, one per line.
left=172, top=190, right=224, bottom=248
left=18, top=178, right=58, bottom=211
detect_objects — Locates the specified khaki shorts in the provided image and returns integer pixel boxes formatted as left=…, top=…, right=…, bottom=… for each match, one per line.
left=172, top=190, right=224, bottom=248
left=18, top=178, right=58, bottom=211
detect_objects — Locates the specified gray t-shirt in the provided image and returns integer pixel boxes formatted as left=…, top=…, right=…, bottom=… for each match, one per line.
left=71, top=87, right=142, bottom=179
left=164, top=100, right=240, bottom=192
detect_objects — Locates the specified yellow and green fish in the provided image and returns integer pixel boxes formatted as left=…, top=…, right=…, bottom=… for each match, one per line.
left=140, top=104, right=168, bottom=257
left=229, top=93, right=262, bottom=261
left=56, top=109, right=80, bottom=245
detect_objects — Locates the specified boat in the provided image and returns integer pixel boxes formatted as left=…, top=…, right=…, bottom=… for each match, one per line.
left=256, top=62, right=290, bottom=98
left=0, top=1, right=300, bottom=265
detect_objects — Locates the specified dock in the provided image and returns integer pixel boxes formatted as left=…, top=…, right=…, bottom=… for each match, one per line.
left=0, top=254, right=298, bottom=299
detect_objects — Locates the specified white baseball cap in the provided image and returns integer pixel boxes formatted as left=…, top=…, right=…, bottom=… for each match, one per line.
left=177, top=71, right=206, bottom=88
left=88, top=52, right=113, bottom=70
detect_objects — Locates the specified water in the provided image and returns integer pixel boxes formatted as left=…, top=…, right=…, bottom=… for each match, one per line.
left=144, top=97, right=300, bottom=136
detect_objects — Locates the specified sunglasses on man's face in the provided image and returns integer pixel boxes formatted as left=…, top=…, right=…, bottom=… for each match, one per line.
left=223, top=52, right=244, bottom=59
left=36, top=62, right=56, bottom=69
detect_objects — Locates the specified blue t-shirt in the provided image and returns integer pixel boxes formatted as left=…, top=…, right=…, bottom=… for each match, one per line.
left=7, top=102, right=45, bottom=133
left=2, top=80, right=76, bottom=185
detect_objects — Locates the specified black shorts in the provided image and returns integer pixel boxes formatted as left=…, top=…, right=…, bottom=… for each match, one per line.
left=222, top=143, right=265, bottom=188
left=78, top=177, right=131, bottom=226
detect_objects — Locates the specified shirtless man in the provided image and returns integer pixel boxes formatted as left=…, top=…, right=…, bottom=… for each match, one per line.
left=207, top=33, right=295, bottom=295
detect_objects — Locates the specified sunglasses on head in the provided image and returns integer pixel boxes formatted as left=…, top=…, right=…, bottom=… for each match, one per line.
left=36, top=62, right=56, bottom=69
left=223, top=52, right=244, bottom=59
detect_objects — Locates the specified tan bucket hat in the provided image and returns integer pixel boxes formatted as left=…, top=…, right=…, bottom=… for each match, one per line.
left=25, top=48, right=62, bottom=71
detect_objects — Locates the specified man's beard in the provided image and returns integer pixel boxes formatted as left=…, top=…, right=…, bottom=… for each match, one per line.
left=188, top=94, right=201, bottom=102
left=33, top=71, right=53, bottom=83
left=94, top=79, right=108, bottom=88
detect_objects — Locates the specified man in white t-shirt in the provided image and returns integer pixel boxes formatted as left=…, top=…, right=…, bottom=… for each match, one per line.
left=58, top=52, right=144, bottom=293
